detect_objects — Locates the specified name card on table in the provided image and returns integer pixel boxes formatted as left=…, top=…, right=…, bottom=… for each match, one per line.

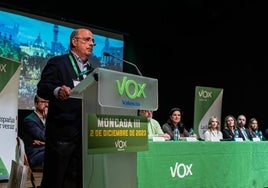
left=252, top=137, right=261, bottom=142
left=152, top=136, right=166, bottom=142
left=234, top=138, right=244, bottom=142
left=186, top=137, right=198, bottom=142
left=211, top=137, right=220, bottom=142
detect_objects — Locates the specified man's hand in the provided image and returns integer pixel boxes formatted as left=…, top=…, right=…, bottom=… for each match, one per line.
left=159, top=133, right=171, bottom=140
left=43, top=107, right=48, bottom=118
left=33, top=140, right=45, bottom=145
left=58, top=85, right=71, bottom=100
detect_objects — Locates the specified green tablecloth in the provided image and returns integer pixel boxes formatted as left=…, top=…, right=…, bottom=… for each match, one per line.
left=137, top=141, right=268, bottom=188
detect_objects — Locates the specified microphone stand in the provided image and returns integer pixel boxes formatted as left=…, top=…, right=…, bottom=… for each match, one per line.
left=104, top=53, right=142, bottom=76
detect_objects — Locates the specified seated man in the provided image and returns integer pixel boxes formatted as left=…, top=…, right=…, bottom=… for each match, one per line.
left=22, top=95, right=48, bottom=168
left=236, top=115, right=252, bottom=141
left=139, top=110, right=170, bottom=140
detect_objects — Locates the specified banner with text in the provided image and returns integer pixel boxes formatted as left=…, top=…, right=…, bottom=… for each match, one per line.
left=0, top=56, right=21, bottom=179
left=87, top=114, right=148, bottom=154
left=193, top=86, right=223, bottom=140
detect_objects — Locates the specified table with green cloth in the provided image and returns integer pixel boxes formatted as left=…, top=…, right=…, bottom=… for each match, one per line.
left=137, top=141, right=268, bottom=188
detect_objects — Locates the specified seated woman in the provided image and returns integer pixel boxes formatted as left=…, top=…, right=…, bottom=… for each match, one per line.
left=162, top=107, right=190, bottom=140
left=248, top=117, right=263, bottom=140
left=222, top=115, right=237, bottom=141
left=204, top=116, right=223, bottom=141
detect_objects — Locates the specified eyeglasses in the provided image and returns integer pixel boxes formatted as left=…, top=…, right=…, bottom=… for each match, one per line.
left=141, top=110, right=152, bottom=113
left=74, top=37, right=96, bottom=46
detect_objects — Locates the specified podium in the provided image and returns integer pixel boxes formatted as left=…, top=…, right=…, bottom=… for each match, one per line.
left=71, top=68, right=158, bottom=188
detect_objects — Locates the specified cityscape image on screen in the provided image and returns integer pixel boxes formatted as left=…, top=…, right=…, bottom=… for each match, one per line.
left=0, top=7, right=124, bottom=110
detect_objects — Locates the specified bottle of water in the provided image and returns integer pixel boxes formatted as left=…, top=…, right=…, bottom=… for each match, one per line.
left=174, top=127, right=179, bottom=141
left=189, top=128, right=194, bottom=137
left=259, top=131, right=263, bottom=141
left=254, top=130, right=259, bottom=138
left=234, top=129, right=239, bottom=139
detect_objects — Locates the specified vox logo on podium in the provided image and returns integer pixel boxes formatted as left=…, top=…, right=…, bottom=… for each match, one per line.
left=116, top=76, right=147, bottom=99
left=115, top=139, right=127, bottom=151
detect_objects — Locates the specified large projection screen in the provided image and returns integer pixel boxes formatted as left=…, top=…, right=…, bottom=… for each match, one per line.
left=0, top=6, right=124, bottom=110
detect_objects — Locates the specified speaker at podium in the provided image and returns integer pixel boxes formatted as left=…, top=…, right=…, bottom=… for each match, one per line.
left=71, top=67, right=158, bottom=188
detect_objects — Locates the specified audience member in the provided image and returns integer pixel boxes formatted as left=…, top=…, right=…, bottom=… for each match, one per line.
left=222, top=115, right=237, bottom=141
left=236, top=114, right=252, bottom=141
left=162, top=107, right=189, bottom=140
left=37, top=28, right=95, bottom=188
left=139, top=110, right=170, bottom=140
left=204, top=116, right=223, bottom=141
left=22, top=94, right=48, bottom=168
left=248, top=117, right=263, bottom=140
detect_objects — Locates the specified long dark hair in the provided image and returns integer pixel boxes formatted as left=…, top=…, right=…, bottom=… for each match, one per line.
left=167, top=107, right=185, bottom=133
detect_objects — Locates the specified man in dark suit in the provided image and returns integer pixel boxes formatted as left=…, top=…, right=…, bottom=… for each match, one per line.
left=237, top=114, right=252, bottom=141
left=22, top=95, right=48, bottom=168
left=37, top=28, right=95, bottom=188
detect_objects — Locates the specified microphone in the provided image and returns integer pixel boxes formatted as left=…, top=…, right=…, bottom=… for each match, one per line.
left=103, top=52, right=142, bottom=76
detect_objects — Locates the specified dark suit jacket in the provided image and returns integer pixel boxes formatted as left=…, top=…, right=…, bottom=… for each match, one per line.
left=222, top=128, right=235, bottom=141
left=22, top=112, right=45, bottom=166
left=37, top=53, right=92, bottom=188
left=37, top=54, right=85, bottom=141
left=237, top=128, right=252, bottom=141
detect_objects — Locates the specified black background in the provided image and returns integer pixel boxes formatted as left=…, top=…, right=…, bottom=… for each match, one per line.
left=1, top=1, right=267, bottom=133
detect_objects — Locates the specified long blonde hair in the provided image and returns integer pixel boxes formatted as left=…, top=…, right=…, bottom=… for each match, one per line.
left=208, top=116, right=220, bottom=131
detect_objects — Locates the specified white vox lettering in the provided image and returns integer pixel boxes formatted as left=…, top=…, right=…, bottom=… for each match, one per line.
left=198, top=89, right=212, bottom=98
left=170, top=162, right=193, bottom=178
left=115, top=140, right=127, bottom=149
left=0, top=64, right=7, bottom=72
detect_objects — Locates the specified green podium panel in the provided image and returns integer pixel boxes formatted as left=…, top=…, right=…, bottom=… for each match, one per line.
left=71, top=68, right=158, bottom=188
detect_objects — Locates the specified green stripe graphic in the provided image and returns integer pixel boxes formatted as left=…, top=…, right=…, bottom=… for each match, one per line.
left=0, top=56, right=21, bottom=92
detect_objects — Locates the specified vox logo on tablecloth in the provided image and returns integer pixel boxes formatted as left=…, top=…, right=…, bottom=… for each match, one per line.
left=170, top=162, right=193, bottom=178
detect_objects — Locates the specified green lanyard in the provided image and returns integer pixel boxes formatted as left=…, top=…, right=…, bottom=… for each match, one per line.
left=68, top=53, right=91, bottom=80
